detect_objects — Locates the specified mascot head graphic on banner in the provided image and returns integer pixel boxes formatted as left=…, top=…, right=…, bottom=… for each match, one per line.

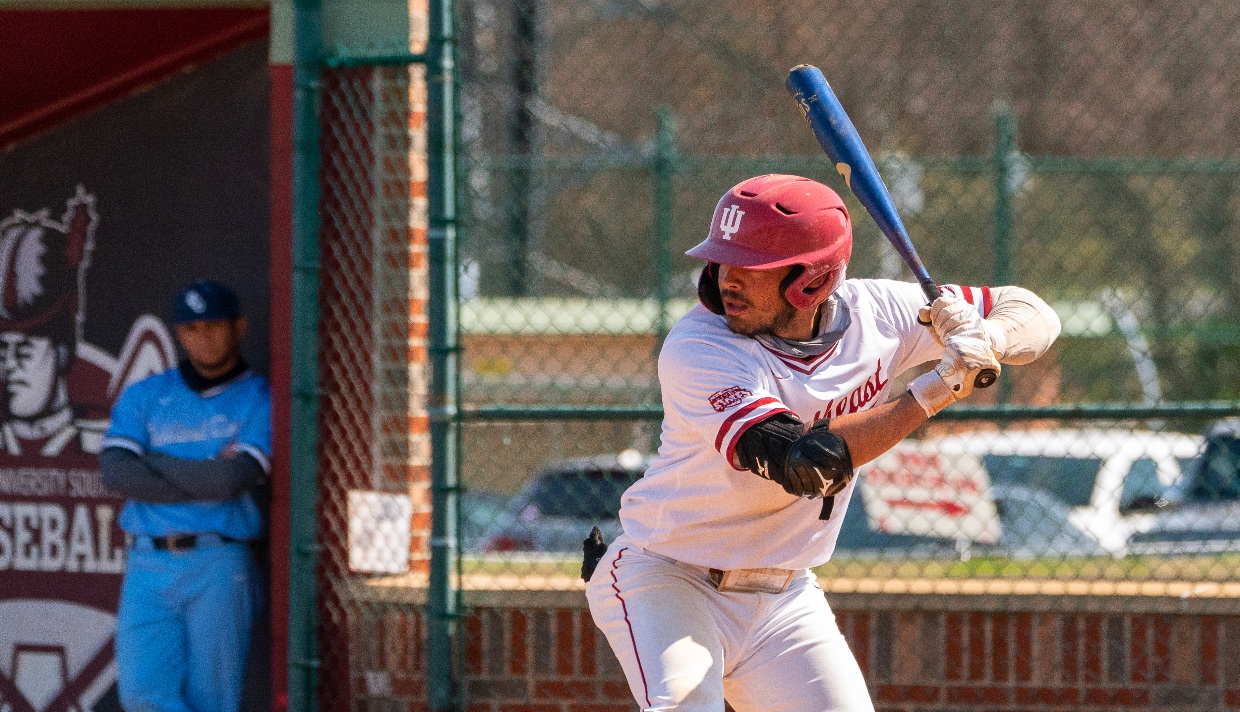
left=0, top=187, right=174, bottom=458
left=0, top=187, right=176, bottom=712
left=0, top=186, right=95, bottom=447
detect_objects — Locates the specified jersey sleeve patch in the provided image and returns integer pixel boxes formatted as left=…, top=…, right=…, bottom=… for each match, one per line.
left=659, top=323, right=791, bottom=470
left=709, top=386, right=752, bottom=412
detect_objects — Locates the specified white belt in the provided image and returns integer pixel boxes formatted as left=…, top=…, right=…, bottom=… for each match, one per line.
left=707, top=567, right=797, bottom=594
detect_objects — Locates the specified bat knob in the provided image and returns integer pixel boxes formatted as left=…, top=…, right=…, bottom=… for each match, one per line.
left=974, top=368, right=999, bottom=389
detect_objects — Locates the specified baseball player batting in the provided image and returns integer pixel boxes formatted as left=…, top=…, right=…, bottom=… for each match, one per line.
left=582, top=174, right=1061, bottom=710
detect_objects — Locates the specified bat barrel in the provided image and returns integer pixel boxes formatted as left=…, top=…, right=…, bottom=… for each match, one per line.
left=788, top=64, right=997, bottom=390
left=785, top=65, right=937, bottom=290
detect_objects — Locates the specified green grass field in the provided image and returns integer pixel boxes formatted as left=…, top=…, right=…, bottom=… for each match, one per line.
left=455, top=553, right=1240, bottom=585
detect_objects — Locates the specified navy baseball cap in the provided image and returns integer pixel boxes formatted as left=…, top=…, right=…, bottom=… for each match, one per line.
left=173, top=279, right=242, bottom=325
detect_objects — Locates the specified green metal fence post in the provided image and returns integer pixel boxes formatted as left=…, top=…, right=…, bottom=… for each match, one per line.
left=992, top=100, right=1015, bottom=286
left=427, top=0, right=460, bottom=707
left=992, top=100, right=1016, bottom=403
left=653, top=107, right=677, bottom=341
left=505, top=0, right=538, bottom=295
left=451, top=8, right=469, bottom=703
left=649, top=107, right=678, bottom=449
left=288, top=0, right=323, bottom=710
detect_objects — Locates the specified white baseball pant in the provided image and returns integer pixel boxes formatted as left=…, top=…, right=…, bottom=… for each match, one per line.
left=585, top=536, right=874, bottom=712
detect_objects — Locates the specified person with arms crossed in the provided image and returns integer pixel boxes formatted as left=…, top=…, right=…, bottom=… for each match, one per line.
left=100, top=279, right=270, bottom=712
left=582, top=174, right=1060, bottom=711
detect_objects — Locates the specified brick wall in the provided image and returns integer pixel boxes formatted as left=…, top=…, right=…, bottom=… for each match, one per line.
left=344, top=589, right=1240, bottom=712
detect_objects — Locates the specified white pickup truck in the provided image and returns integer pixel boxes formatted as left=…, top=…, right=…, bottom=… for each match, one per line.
left=860, top=427, right=1205, bottom=556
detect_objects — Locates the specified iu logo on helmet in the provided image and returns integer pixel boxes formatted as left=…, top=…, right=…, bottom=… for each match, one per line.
left=718, top=204, right=744, bottom=240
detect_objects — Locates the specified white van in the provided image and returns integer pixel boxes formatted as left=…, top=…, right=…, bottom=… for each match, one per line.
left=872, top=428, right=1205, bottom=555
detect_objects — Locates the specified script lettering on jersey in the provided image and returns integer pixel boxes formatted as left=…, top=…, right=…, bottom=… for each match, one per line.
left=813, top=360, right=889, bottom=421
left=148, top=413, right=240, bottom=448
left=709, top=385, right=752, bottom=412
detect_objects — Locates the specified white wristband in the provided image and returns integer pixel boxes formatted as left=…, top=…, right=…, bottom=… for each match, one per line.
left=907, top=370, right=955, bottom=417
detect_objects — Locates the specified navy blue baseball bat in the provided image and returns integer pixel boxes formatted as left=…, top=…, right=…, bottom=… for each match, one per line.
left=786, top=64, right=997, bottom=388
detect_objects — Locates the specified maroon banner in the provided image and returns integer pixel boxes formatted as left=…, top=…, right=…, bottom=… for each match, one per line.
left=0, top=39, right=269, bottom=712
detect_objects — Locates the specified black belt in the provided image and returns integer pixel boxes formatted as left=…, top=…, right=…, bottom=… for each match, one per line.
left=131, top=533, right=245, bottom=552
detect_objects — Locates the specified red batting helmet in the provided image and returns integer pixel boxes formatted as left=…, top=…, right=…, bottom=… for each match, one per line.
left=686, top=174, right=852, bottom=311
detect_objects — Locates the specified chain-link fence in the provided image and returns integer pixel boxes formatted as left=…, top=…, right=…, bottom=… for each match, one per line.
left=454, top=0, right=1240, bottom=593
left=314, top=60, right=435, bottom=710
left=309, top=1, right=1240, bottom=709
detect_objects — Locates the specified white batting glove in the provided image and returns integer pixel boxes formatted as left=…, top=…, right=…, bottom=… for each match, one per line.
left=918, top=295, right=1007, bottom=359
left=907, top=333, right=1002, bottom=416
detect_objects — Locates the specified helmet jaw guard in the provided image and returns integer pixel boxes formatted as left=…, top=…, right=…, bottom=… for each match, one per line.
left=782, top=262, right=846, bottom=310
left=687, top=174, right=852, bottom=312
left=696, top=261, right=846, bottom=315
left=697, top=263, right=724, bottom=315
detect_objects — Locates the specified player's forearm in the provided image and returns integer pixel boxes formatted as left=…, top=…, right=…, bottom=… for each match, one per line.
left=828, top=394, right=928, bottom=467
left=986, top=286, right=1061, bottom=365
left=143, top=451, right=266, bottom=501
left=735, top=395, right=929, bottom=489
left=99, top=447, right=199, bottom=503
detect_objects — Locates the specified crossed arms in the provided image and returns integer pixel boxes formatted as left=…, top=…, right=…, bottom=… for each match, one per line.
left=100, top=445, right=266, bottom=503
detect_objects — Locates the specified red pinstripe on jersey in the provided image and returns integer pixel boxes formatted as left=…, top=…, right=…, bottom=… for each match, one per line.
left=713, top=397, right=793, bottom=468
left=941, top=284, right=992, bottom=317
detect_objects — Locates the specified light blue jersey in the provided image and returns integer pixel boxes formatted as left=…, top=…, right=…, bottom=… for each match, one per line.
left=104, top=367, right=271, bottom=539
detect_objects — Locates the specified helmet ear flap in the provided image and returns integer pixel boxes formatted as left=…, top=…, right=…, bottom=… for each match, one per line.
left=784, top=264, right=845, bottom=311
left=779, top=265, right=806, bottom=304
left=697, top=263, right=724, bottom=315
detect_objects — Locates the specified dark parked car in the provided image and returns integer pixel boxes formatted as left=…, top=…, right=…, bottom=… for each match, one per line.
left=836, top=482, right=1107, bottom=559
left=473, top=450, right=650, bottom=554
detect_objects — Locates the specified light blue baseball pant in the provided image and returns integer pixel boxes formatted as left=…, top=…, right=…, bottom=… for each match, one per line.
left=115, top=539, right=260, bottom=712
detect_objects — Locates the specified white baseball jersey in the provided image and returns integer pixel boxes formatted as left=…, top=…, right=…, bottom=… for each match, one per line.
left=619, top=278, right=992, bottom=571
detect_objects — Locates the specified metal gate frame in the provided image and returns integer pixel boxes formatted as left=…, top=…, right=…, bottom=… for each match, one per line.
left=285, top=0, right=462, bottom=708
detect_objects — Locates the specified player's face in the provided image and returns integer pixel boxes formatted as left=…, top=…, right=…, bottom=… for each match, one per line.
left=717, top=264, right=803, bottom=338
left=175, top=318, right=247, bottom=379
left=0, top=332, right=60, bottom=418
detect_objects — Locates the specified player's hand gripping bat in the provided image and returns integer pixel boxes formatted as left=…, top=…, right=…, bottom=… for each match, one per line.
left=785, top=64, right=998, bottom=389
